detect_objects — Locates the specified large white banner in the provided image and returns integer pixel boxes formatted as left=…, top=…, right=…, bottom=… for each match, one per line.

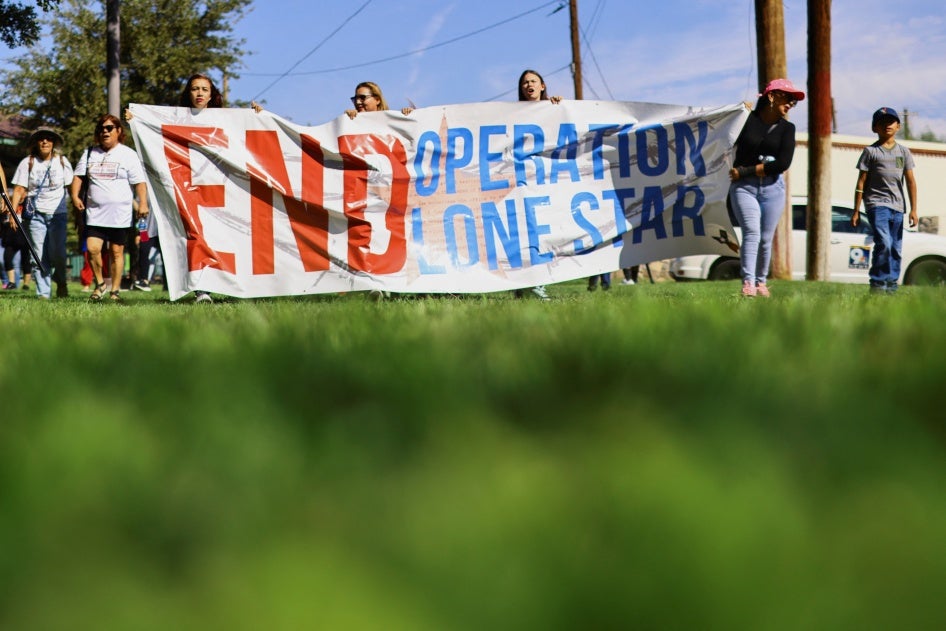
left=129, top=101, right=747, bottom=300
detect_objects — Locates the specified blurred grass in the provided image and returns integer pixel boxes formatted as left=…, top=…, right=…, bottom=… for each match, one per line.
left=1, top=279, right=945, bottom=630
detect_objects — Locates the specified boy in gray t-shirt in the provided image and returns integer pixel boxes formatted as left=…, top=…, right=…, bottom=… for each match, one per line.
left=852, top=107, right=918, bottom=293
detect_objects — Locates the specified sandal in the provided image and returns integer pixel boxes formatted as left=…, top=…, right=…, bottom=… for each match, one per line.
left=109, top=290, right=122, bottom=302
left=89, top=282, right=106, bottom=301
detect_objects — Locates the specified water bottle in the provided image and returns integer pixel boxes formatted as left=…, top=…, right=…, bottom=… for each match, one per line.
left=137, top=216, right=149, bottom=243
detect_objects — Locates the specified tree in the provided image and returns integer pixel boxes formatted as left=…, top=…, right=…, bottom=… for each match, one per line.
left=1, top=0, right=251, bottom=158
left=919, top=129, right=945, bottom=144
left=0, top=0, right=60, bottom=48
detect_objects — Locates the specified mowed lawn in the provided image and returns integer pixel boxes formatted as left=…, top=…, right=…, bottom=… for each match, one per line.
left=2, top=278, right=945, bottom=630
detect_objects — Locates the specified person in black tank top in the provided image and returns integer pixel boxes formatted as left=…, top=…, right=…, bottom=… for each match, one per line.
left=728, top=78, right=804, bottom=297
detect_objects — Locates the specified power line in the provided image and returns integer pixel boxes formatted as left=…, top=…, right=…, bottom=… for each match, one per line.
left=585, top=0, right=605, bottom=38
left=251, top=0, right=373, bottom=101
left=582, top=76, right=601, bottom=100
left=578, top=9, right=613, bottom=99
left=243, top=1, right=561, bottom=78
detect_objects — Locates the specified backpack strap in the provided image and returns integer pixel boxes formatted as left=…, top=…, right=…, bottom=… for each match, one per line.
left=80, top=145, right=93, bottom=206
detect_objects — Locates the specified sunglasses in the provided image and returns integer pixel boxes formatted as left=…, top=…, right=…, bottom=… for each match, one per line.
left=772, top=92, right=798, bottom=108
left=350, top=94, right=375, bottom=104
left=97, top=124, right=118, bottom=133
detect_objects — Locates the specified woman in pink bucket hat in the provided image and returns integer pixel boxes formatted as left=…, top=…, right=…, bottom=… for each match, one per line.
left=728, top=77, right=805, bottom=297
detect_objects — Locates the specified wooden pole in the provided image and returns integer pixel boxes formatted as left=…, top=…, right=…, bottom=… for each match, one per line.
left=569, top=0, right=583, bottom=99
left=806, top=0, right=832, bottom=280
left=106, top=0, right=121, bottom=117
left=754, top=0, right=791, bottom=279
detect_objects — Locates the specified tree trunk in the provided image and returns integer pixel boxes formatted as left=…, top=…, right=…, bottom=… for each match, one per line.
left=107, top=0, right=121, bottom=118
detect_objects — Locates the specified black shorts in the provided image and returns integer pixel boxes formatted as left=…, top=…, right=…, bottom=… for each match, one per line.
left=86, top=225, right=131, bottom=245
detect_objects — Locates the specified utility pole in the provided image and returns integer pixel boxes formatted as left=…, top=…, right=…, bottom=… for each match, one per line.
left=569, top=0, right=583, bottom=99
left=106, top=0, right=121, bottom=117
left=807, top=0, right=831, bottom=280
left=754, top=0, right=790, bottom=279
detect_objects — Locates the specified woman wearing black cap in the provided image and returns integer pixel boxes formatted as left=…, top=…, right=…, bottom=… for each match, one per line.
left=728, top=78, right=805, bottom=298
left=9, top=126, right=74, bottom=299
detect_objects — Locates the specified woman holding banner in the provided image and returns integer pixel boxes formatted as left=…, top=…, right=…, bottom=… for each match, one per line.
left=514, top=69, right=561, bottom=301
left=344, top=81, right=414, bottom=301
left=126, top=73, right=262, bottom=303
left=728, top=78, right=804, bottom=298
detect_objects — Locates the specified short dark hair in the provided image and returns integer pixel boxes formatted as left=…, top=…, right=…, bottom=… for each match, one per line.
left=95, top=113, right=126, bottom=143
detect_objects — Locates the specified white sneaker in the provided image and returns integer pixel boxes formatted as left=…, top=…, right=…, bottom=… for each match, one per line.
left=195, top=291, right=213, bottom=303
left=621, top=278, right=636, bottom=285
left=531, top=286, right=550, bottom=301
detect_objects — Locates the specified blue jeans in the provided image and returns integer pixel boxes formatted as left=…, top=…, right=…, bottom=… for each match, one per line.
left=588, top=273, right=611, bottom=289
left=866, top=206, right=903, bottom=290
left=730, top=175, right=786, bottom=284
left=28, top=211, right=68, bottom=298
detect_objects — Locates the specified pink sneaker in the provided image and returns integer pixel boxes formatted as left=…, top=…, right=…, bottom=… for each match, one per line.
left=742, top=280, right=756, bottom=297
left=755, top=282, right=770, bottom=298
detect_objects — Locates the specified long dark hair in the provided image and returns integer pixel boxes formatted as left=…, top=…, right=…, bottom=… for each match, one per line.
left=178, top=73, right=224, bottom=108
left=518, top=69, right=549, bottom=101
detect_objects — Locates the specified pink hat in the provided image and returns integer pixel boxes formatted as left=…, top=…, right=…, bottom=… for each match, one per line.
left=761, top=78, right=805, bottom=101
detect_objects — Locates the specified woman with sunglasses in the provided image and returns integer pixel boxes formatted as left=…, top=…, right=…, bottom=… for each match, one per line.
left=343, top=81, right=413, bottom=300
left=70, top=114, right=149, bottom=301
left=729, top=78, right=805, bottom=298
left=345, top=81, right=413, bottom=119
left=9, top=127, right=74, bottom=299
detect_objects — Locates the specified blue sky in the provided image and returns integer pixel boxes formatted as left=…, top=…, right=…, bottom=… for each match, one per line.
left=223, top=0, right=946, bottom=139
left=2, top=1, right=942, bottom=139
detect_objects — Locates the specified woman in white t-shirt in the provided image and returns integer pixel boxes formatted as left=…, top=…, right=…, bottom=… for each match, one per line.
left=70, top=114, right=149, bottom=301
left=10, top=127, right=74, bottom=299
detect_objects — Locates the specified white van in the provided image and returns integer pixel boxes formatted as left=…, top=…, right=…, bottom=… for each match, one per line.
left=668, top=197, right=946, bottom=285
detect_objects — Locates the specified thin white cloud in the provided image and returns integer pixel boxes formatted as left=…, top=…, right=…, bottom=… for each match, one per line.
left=579, top=0, right=946, bottom=138
left=826, top=2, right=946, bottom=137
left=406, top=3, right=458, bottom=97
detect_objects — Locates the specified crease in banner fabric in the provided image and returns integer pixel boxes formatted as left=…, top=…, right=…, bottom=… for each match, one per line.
left=128, top=101, right=748, bottom=300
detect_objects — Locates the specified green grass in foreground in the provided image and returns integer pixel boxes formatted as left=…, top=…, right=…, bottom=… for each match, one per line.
left=1, top=279, right=945, bottom=630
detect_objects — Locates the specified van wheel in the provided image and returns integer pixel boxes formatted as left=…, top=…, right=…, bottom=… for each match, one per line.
left=904, top=258, right=946, bottom=286
left=708, top=259, right=741, bottom=281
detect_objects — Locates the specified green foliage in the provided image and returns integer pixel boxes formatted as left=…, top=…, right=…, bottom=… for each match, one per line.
left=0, top=0, right=250, bottom=159
left=2, top=279, right=946, bottom=629
left=919, top=129, right=945, bottom=143
left=0, top=0, right=60, bottom=48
